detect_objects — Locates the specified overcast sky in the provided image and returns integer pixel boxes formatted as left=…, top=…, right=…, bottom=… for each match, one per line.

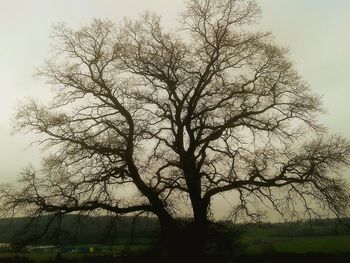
left=0, top=0, right=350, bottom=198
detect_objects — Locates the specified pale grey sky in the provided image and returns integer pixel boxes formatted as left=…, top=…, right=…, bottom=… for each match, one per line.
left=0, top=0, right=349, bottom=192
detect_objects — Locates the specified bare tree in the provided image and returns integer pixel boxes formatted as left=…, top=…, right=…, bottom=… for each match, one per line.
left=1, top=0, right=350, bottom=256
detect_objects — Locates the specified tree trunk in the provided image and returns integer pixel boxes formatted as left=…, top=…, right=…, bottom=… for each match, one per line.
left=159, top=221, right=209, bottom=262
left=153, top=154, right=211, bottom=260
left=157, top=199, right=210, bottom=261
left=192, top=199, right=210, bottom=254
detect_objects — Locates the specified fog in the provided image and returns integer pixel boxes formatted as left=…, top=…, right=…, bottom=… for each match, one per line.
left=0, top=0, right=350, bottom=220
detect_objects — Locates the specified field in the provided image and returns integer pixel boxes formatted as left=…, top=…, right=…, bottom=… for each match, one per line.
left=1, top=235, right=350, bottom=261
left=243, top=234, right=350, bottom=254
left=239, top=222, right=350, bottom=254
left=0, top=244, right=152, bottom=262
left=1, top=220, right=350, bottom=262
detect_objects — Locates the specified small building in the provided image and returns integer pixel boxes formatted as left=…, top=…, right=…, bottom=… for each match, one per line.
left=26, top=245, right=60, bottom=254
left=0, top=243, right=10, bottom=248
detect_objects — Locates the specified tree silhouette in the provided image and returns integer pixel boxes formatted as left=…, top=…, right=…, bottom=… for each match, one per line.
left=1, top=0, right=350, bottom=258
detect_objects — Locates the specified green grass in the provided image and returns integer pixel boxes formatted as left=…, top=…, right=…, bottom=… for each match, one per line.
left=244, top=235, right=350, bottom=255
left=2, top=225, right=350, bottom=261
left=0, top=244, right=152, bottom=262
left=0, top=252, right=54, bottom=261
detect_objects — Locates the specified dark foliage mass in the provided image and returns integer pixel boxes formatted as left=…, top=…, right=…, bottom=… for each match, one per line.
left=0, top=216, right=350, bottom=262
left=1, top=0, right=350, bottom=258
left=0, top=215, right=159, bottom=245
left=1, top=215, right=349, bottom=244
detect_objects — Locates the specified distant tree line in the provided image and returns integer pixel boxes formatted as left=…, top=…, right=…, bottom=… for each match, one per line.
left=0, top=215, right=159, bottom=246
left=0, top=215, right=349, bottom=246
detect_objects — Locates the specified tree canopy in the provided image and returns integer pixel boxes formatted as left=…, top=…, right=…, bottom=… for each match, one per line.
left=1, top=0, right=349, bottom=248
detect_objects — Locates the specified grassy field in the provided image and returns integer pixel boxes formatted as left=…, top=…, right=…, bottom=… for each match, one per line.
left=243, top=235, right=350, bottom=254
left=1, top=222, right=350, bottom=261
left=0, top=243, right=152, bottom=262
left=237, top=223, right=350, bottom=255
left=1, top=234, right=350, bottom=261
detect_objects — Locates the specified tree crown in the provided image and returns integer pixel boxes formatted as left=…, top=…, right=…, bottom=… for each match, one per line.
left=1, top=0, right=349, bottom=224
